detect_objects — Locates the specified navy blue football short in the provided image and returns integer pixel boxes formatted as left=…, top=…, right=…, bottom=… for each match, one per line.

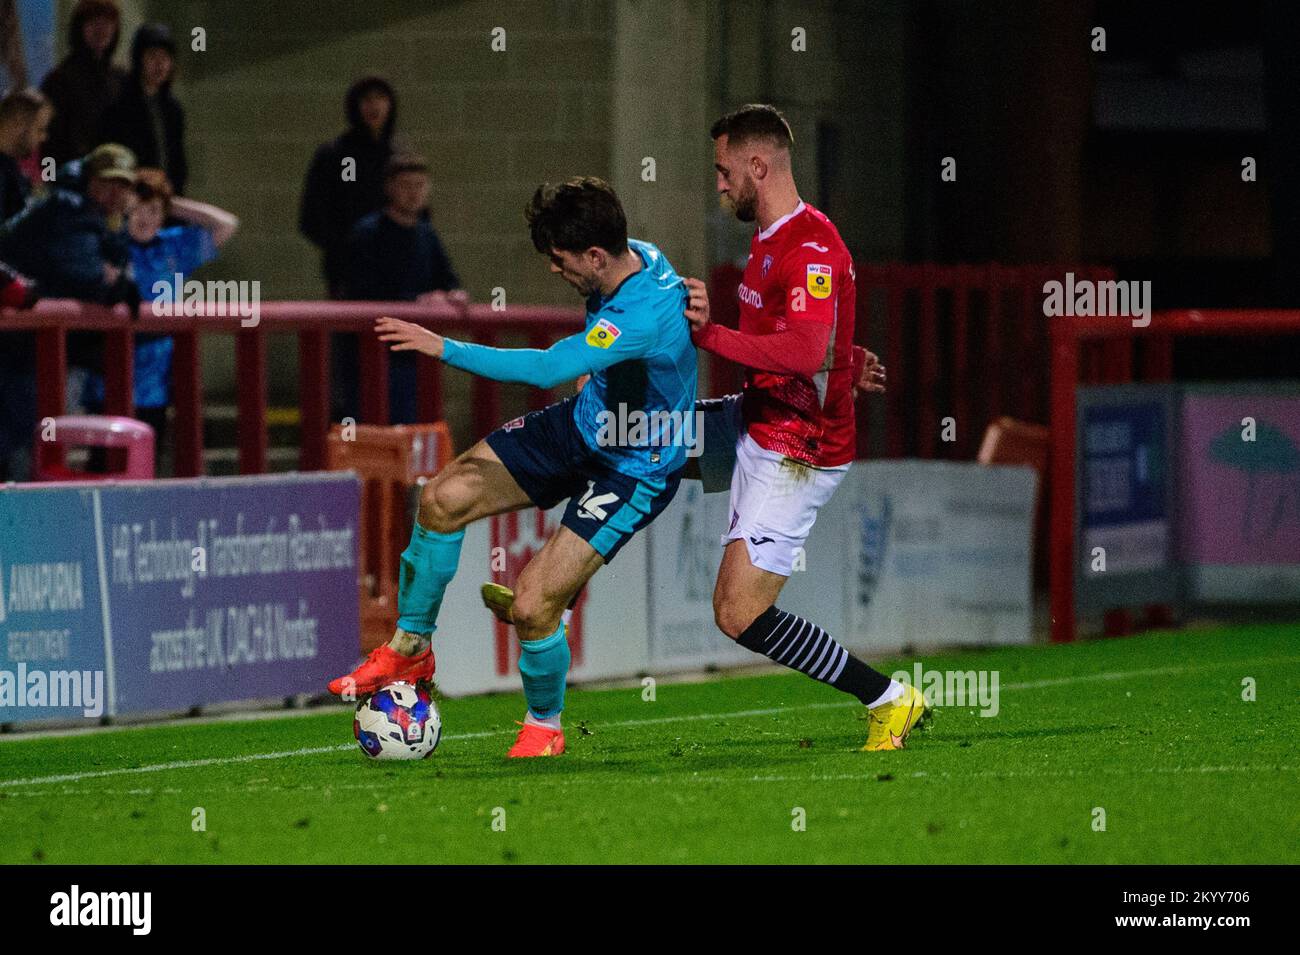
left=486, top=398, right=682, bottom=562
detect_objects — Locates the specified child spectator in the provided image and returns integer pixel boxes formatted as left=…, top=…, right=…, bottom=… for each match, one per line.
left=342, top=153, right=464, bottom=424
left=84, top=167, right=238, bottom=452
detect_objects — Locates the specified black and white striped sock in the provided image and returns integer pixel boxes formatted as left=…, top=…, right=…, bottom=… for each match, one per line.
left=736, top=605, right=896, bottom=706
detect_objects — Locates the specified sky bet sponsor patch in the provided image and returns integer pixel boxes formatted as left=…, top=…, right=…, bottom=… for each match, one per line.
left=586, top=317, right=622, bottom=348
left=806, top=263, right=832, bottom=299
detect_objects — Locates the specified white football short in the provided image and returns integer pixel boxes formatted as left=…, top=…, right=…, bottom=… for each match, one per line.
left=694, top=394, right=849, bottom=577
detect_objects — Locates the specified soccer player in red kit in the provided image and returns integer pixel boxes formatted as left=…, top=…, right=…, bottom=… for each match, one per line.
left=684, top=104, right=928, bottom=750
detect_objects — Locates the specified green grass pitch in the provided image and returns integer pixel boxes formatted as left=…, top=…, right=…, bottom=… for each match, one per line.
left=1, top=624, right=1295, bottom=864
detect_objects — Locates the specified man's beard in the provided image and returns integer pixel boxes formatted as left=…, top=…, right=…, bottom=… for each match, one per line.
left=569, top=273, right=600, bottom=298
left=730, top=186, right=757, bottom=223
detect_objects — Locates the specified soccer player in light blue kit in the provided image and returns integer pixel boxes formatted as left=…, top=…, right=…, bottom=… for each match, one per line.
left=328, top=177, right=697, bottom=757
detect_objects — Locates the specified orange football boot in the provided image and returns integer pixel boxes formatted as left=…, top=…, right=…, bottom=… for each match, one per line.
left=327, top=644, right=435, bottom=697
left=506, top=721, right=566, bottom=757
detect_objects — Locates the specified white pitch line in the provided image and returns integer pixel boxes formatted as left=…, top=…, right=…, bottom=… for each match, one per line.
left=3, top=763, right=1294, bottom=801
left=0, top=656, right=1294, bottom=790
left=0, top=703, right=844, bottom=788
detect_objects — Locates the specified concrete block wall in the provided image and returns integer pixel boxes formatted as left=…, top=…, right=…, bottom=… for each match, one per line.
left=44, top=0, right=906, bottom=414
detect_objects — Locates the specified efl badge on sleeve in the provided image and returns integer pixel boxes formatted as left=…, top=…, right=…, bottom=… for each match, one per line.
left=806, top=263, right=832, bottom=300
left=585, top=317, right=622, bottom=348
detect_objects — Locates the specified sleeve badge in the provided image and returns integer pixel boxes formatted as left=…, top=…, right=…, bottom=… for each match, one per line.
left=585, top=317, right=623, bottom=348
left=806, top=263, right=832, bottom=300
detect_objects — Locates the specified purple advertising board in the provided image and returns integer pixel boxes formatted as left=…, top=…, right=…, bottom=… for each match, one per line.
left=1, top=474, right=361, bottom=724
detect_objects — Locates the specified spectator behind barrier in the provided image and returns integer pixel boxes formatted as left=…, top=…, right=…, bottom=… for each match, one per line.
left=81, top=168, right=239, bottom=462
left=0, top=87, right=51, bottom=220
left=341, top=152, right=464, bottom=424
left=0, top=142, right=137, bottom=480
left=0, top=141, right=136, bottom=305
left=299, top=75, right=402, bottom=298
left=100, top=22, right=187, bottom=194
left=0, top=89, right=49, bottom=481
left=39, top=0, right=127, bottom=165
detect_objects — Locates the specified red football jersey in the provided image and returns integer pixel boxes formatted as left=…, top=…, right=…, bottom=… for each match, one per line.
left=735, top=202, right=857, bottom=467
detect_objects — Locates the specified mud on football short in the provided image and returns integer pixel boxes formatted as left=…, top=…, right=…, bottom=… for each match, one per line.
left=691, top=394, right=849, bottom=577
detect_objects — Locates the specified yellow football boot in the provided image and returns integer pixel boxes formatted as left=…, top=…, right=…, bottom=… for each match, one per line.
left=481, top=582, right=515, bottom=623
left=863, top=683, right=931, bottom=751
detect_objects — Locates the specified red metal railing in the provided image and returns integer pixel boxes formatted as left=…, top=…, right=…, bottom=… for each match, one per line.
left=17, top=272, right=1197, bottom=647
left=710, top=262, right=1126, bottom=459
left=2, top=298, right=583, bottom=476
left=856, top=263, right=1130, bottom=458
left=1048, top=308, right=1300, bottom=644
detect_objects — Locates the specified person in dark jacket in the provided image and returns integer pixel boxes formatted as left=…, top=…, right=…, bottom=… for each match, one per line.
left=0, top=86, right=50, bottom=220
left=0, top=143, right=135, bottom=480
left=0, top=141, right=135, bottom=303
left=39, top=0, right=127, bottom=166
left=99, top=22, right=187, bottom=194
left=342, top=153, right=464, bottom=424
left=299, top=75, right=401, bottom=298
left=0, top=88, right=46, bottom=482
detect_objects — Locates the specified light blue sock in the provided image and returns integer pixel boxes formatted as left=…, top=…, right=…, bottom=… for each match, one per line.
left=518, top=623, right=571, bottom=720
left=396, top=523, right=464, bottom=635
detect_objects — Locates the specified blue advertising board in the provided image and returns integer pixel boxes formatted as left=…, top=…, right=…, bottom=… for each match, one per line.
left=1079, top=396, right=1170, bottom=573
left=1075, top=384, right=1182, bottom=615
left=0, top=486, right=109, bottom=721
left=1, top=474, right=361, bottom=724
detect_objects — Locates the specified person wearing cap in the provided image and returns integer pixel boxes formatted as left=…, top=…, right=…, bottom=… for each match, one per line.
left=100, top=21, right=187, bottom=194
left=39, top=0, right=128, bottom=165
left=0, top=142, right=136, bottom=479
left=0, top=141, right=135, bottom=303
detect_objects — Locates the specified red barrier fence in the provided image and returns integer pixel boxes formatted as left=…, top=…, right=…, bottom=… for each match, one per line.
left=13, top=268, right=1185, bottom=647
left=1049, top=308, right=1300, bottom=644
left=710, top=262, right=1126, bottom=459
left=1, top=298, right=583, bottom=476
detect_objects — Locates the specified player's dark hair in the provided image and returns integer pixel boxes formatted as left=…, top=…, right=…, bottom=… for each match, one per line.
left=525, top=177, right=628, bottom=256
left=710, top=103, right=794, bottom=150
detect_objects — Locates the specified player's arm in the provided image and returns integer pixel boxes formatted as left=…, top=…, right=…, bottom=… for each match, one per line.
left=683, top=266, right=834, bottom=377
left=373, top=314, right=649, bottom=390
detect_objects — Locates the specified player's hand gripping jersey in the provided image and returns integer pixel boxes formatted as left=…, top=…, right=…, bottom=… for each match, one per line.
left=442, top=239, right=697, bottom=480
left=694, top=202, right=857, bottom=467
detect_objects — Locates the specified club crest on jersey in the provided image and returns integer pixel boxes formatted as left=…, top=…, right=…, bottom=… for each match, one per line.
left=806, top=263, right=832, bottom=299
left=760, top=254, right=773, bottom=277
left=585, top=317, right=622, bottom=349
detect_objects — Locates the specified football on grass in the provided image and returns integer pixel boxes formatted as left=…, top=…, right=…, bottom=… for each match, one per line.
left=354, top=681, right=442, bottom=760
